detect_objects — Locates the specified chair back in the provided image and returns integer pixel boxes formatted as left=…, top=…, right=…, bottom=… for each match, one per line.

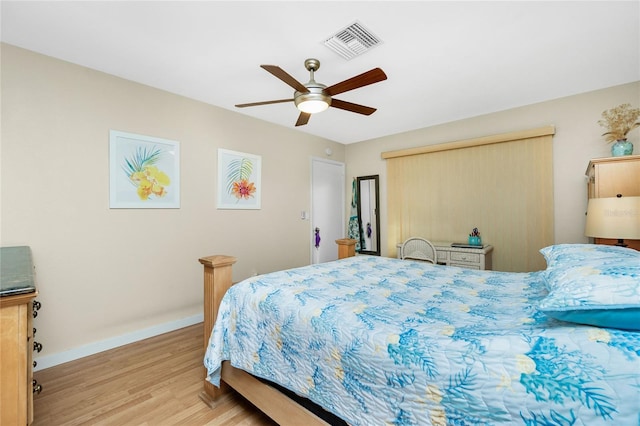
left=400, top=237, right=437, bottom=263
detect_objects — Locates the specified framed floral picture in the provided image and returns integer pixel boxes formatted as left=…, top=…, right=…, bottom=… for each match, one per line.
left=109, top=130, right=180, bottom=208
left=217, top=148, right=261, bottom=209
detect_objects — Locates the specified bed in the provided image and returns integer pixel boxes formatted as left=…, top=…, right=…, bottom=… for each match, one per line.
left=199, top=244, right=640, bottom=425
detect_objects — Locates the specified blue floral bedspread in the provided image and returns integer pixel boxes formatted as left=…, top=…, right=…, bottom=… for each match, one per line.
left=204, top=256, right=640, bottom=425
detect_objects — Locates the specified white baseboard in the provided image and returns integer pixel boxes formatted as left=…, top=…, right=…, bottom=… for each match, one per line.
left=34, top=313, right=204, bottom=371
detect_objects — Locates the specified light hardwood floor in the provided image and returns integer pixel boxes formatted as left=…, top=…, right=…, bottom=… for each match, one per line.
left=32, top=324, right=277, bottom=425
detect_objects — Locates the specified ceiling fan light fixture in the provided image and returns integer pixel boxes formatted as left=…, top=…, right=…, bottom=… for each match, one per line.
left=297, top=97, right=330, bottom=114
left=294, top=86, right=331, bottom=114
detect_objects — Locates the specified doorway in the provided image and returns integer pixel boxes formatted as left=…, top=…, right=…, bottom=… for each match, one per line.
left=311, top=158, right=345, bottom=264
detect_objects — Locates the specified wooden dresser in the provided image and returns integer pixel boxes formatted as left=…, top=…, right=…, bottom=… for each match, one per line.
left=1, top=247, right=38, bottom=425
left=586, top=154, right=640, bottom=250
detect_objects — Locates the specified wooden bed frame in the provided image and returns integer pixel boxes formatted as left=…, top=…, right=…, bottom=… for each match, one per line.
left=198, top=239, right=356, bottom=425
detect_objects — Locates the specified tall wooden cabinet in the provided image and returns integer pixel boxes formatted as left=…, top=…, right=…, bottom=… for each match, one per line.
left=586, top=154, right=640, bottom=250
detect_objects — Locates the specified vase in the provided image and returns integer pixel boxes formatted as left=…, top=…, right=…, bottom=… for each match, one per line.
left=611, top=139, right=633, bottom=156
left=468, top=236, right=482, bottom=246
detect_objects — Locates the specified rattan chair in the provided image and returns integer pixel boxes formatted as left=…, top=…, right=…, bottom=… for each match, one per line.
left=400, top=237, right=437, bottom=263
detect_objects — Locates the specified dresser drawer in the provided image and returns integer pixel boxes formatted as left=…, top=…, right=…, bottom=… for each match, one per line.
left=450, top=252, right=480, bottom=264
left=450, top=263, right=480, bottom=270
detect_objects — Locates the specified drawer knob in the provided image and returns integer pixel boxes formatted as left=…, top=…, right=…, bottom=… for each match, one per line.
left=34, top=341, right=43, bottom=353
left=33, top=379, right=43, bottom=394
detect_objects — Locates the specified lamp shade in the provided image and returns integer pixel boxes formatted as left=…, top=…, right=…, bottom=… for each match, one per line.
left=585, top=196, right=640, bottom=240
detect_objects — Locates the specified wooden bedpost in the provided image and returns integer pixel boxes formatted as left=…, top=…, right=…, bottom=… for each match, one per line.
left=198, top=255, right=237, bottom=405
left=336, top=238, right=357, bottom=259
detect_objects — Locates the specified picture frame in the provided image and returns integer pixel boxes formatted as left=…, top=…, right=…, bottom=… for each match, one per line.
left=217, top=148, right=261, bottom=210
left=109, top=130, right=180, bottom=208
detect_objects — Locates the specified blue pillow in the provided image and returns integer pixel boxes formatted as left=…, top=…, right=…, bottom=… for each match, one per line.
left=539, top=244, right=640, bottom=290
left=540, top=243, right=640, bottom=268
left=538, top=257, right=640, bottom=331
left=544, top=309, right=640, bottom=331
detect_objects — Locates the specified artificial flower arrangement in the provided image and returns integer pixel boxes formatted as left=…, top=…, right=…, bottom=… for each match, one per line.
left=598, top=103, right=640, bottom=143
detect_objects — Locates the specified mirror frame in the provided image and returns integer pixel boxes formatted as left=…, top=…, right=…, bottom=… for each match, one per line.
left=356, top=175, right=381, bottom=256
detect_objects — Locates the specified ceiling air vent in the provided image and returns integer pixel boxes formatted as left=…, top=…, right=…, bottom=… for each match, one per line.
left=323, top=21, right=383, bottom=60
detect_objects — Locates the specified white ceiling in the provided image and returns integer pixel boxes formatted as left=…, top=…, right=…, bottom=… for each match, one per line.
left=2, top=1, right=639, bottom=144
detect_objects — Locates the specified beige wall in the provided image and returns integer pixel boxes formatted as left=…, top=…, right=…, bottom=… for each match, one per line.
left=1, top=44, right=344, bottom=362
left=346, top=81, right=640, bottom=258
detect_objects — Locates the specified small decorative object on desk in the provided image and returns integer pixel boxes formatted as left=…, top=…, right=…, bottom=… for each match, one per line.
left=468, top=227, right=482, bottom=246
left=598, top=103, right=639, bottom=157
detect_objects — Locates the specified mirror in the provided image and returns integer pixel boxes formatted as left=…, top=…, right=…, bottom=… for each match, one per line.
left=356, top=175, right=381, bottom=256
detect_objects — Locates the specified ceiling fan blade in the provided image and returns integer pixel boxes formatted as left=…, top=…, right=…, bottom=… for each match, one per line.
left=330, top=99, right=377, bottom=116
left=235, top=98, right=293, bottom=108
left=261, top=65, right=309, bottom=93
left=295, top=112, right=311, bottom=126
left=325, top=68, right=387, bottom=96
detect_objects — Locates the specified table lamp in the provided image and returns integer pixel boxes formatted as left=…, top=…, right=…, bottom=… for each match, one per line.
left=585, top=196, right=640, bottom=247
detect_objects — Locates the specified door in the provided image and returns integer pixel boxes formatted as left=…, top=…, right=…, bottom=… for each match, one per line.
left=311, top=158, right=345, bottom=264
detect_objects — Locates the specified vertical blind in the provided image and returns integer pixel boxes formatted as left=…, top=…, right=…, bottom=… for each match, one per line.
left=384, top=126, right=555, bottom=272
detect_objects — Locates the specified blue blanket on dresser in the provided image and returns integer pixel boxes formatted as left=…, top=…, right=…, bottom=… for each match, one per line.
left=204, top=255, right=640, bottom=425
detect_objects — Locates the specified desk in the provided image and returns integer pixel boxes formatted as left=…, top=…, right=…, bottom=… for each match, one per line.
left=397, top=242, right=493, bottom=270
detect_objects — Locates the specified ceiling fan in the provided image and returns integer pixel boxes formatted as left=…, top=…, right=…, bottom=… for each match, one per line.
left=235, top=58, right=387, bottom=127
